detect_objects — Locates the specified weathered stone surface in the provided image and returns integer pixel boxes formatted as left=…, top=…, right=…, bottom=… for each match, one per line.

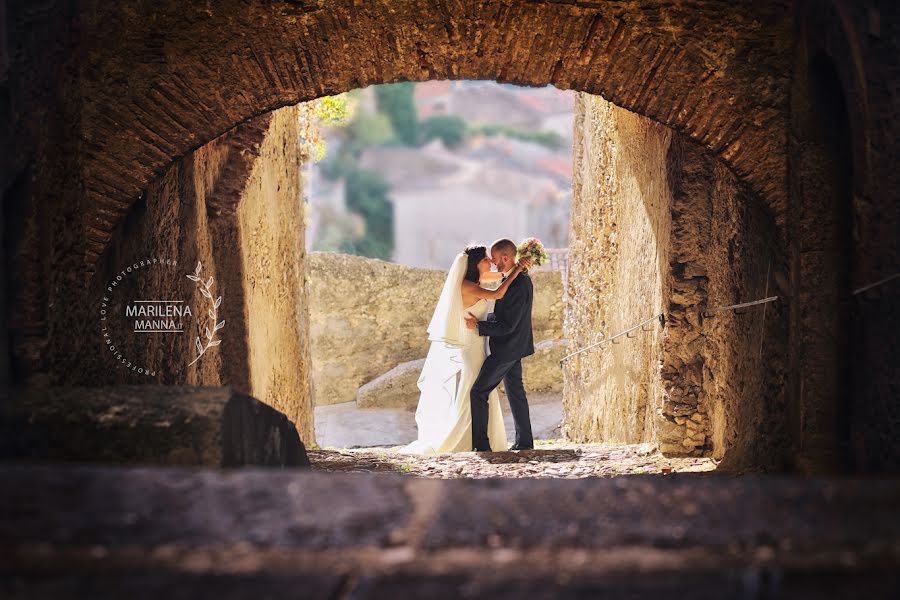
left=564, top=96, right=671, bottom=445
left=309, top=442, right=712, bottom=478
left=564, top=95, right=788, bottom=466
left=357, top=358, right=426, bottom=411
left=2, top=465, right=899, bottom=597
left=232, top=106, right=315, bottom=442
left=53, top=105, right=315, bottom=444
left=308, top=253, right=446, bottom=406
left=662, top=135, right=788, bottom=466
left=521, top=338, right=567, bottom=394
left=422, top=476, right=900, bottom=550
left=309, top=252, right=563, bottom=406
left=2, top=386, right=310, bottom=467
left=0, top=466, right=410, bottom=548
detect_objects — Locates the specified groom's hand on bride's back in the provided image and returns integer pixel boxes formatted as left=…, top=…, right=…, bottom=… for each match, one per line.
left=464, top=312, right=478, bottom=330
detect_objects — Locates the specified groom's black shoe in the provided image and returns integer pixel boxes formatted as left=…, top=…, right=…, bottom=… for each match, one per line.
left=508, top=444, right=534, bottom=451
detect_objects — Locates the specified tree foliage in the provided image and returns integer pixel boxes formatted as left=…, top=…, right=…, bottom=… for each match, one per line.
left=374, top=82, right=419, bottom=146
left=420, top=114, right=468, bottom=148
left=342, top=169, right=394, bottom=260
left=469, top=123, right=564, bottom=150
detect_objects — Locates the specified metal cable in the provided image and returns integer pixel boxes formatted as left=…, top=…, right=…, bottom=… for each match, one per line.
left=560, top=293, right=780, bottom=365
left=852, top=272, right=900, bottom=296
left=702, top=296, right=779, bottom=316
left=559, top=268, right=896, bottom=368
left=560, top=313, right=664, bottom=365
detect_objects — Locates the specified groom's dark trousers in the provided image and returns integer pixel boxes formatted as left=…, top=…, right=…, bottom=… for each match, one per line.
left=471, top=273, right=535, bottom=451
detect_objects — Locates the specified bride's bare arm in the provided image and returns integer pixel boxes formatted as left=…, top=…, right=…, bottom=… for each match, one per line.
left=461, top=260, right=530, bottom=301
left=479, top=271, right=503, bottom=282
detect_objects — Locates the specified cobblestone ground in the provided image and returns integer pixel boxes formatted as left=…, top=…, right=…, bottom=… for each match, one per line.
left=308, top=441, right=717, bottom=478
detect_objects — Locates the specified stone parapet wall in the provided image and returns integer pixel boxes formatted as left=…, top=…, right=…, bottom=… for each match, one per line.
left=4, top=465, right=898, bottom=596
left=308, top=252, right=564, bottom=406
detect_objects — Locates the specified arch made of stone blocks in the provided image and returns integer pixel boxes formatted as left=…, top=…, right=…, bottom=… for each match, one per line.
left=78, top=0, right=792, bottom=270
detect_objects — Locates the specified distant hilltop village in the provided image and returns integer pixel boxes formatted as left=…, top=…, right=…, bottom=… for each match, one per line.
left=306, top=81, right=574, bottom=269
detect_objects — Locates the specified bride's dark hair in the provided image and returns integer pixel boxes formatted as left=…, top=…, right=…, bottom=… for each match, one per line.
left=463, top=245, right=487, bottom=283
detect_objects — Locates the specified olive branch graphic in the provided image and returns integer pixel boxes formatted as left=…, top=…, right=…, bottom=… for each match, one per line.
left=187, top=261, right=224, bottom=366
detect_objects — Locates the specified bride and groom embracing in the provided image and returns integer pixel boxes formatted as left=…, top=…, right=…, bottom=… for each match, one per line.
left=401, top=238, right=535, bottom=454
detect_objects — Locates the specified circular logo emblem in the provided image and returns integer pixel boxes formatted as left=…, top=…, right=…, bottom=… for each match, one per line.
left=99, top=258, right=224, bottom=376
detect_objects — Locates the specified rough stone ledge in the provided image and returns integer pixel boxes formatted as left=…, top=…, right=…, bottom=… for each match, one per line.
left=3, top=545, right=899, bottom=599
left=0, top=386, right=310, bottom=468
left=2, top=466, right=898, bottom=551
left=1, top=465, right=899, bottom=597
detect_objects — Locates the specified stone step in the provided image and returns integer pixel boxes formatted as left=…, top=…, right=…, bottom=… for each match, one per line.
left=1, top=465, right=898, bottom=597
left=357, top=358, right=426, bottom=411
left=356, top=339, right=568, bottom=410
left=0, top=386, right=309, bottom=467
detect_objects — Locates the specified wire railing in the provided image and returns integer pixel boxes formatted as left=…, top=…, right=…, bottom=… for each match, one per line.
left=852, top=272, right=900, bottom=296
left=560, top=313, right=665, bottom=365
left=702, top=296, right=779, bottom=318
left=560, top=293, right=780, bottom=366
left=558, top=268, right=897, bottom=366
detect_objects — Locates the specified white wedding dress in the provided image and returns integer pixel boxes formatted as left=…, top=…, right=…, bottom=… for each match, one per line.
left=400, top=256, right=507, bottom=454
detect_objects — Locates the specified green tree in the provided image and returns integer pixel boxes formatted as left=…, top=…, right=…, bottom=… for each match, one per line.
left=420, top=114, right=467, bottom=148
left=343, top=169, right=394, bottom=260
left=319, top=101, right=395, bottom=181
left=374, top=82, right=419, bottom=146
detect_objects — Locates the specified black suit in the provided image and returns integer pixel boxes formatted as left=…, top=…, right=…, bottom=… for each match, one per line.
left=471, top=273, right=535, bottom=451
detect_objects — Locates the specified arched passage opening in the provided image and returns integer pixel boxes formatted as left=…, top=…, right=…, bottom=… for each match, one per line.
left=74, top=0, right=792, bottom=268
left=303, top=81, right=573, bottom=450
left=5, top=2, right=900, bottom=593
left=9, top=0, right=833, bottom=472
left=65, top=76, right=786, bottom=472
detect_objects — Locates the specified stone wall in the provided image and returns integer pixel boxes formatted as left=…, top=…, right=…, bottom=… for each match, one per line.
left=234, top=107, right=314, bottom=442
left=565, top=95, right=787, bottom=465
left=563, top=95, right=671, bottom=444
left=661, top=136, right=788, bottom=467
left=308, top=252, right=564, bottom=406
left=59, top=106, right=315, bottom=443
left=787, top=2, right=900, bottom=473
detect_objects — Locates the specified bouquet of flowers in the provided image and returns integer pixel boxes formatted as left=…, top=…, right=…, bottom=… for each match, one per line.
left=517, top=237, right=549, bottom=268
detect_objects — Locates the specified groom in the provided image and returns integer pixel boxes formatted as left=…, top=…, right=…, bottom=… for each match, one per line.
left=464, top=238, right=535, bottom=451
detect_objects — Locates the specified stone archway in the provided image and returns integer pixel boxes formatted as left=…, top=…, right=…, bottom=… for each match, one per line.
left=10, top=0, right=898, bottom=474
left=78, top=0, right=792, bottom=269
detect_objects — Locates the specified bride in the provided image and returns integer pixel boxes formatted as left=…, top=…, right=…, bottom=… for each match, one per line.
left=400, top=244, right=529, bottom=454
